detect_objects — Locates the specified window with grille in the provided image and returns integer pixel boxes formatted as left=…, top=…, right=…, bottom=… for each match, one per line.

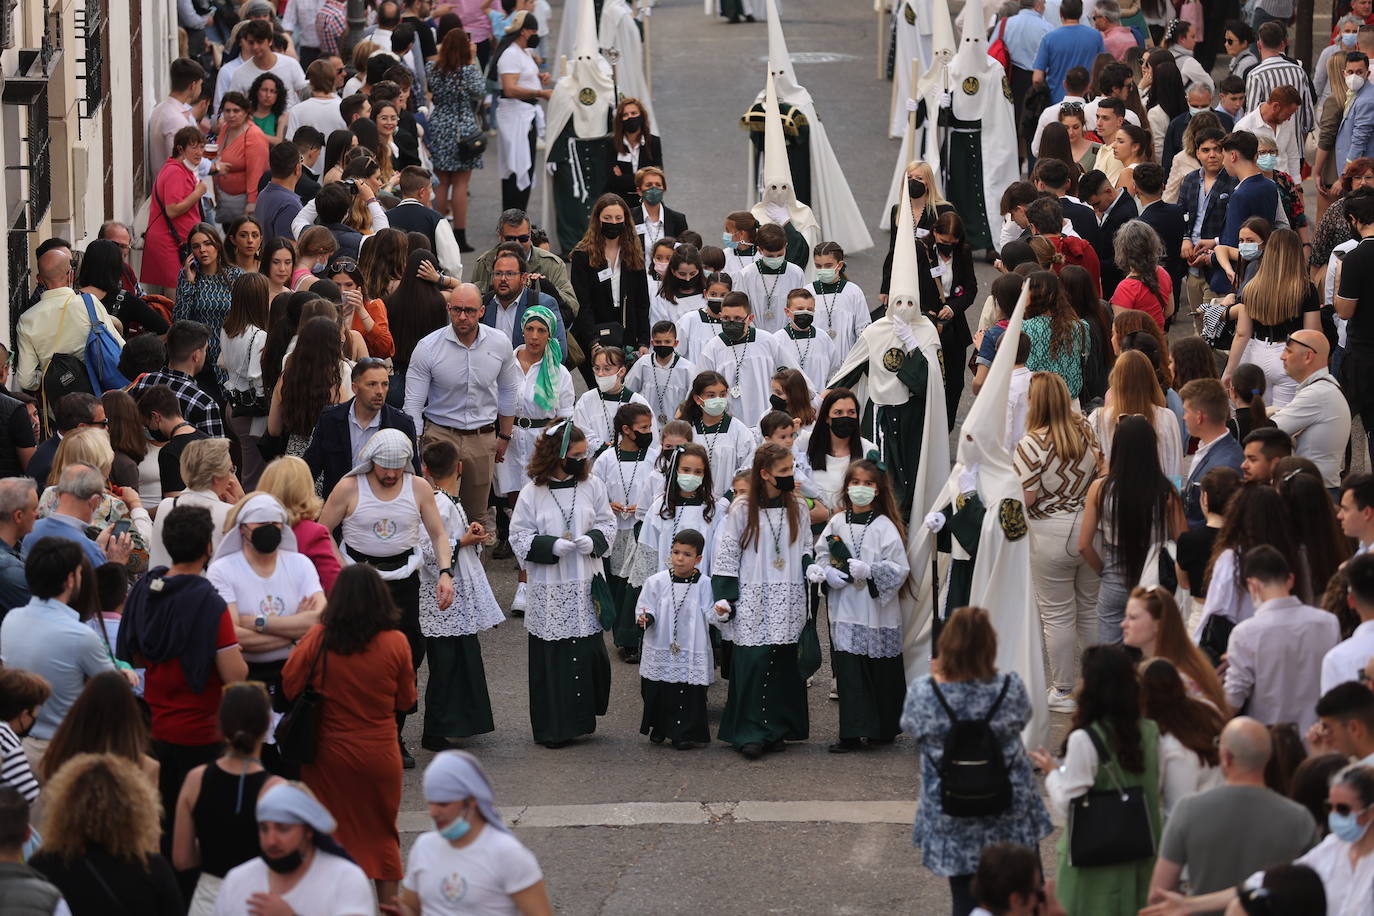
left=7, top=214, right=30, bottom=345
left=77, top=0, right=104, bottom=122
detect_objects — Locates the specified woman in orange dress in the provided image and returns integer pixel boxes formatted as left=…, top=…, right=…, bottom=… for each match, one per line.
left=282, top=563, right=416, bottom=907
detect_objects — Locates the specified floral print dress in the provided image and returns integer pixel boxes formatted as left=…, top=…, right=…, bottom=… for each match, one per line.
left=425, top=61, right=486, bottom=172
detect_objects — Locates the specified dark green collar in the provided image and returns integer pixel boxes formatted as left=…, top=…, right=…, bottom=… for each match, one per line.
left=600, top=388, right=634, bottom=402
left=695, top=415, right=732, bottom=433
left=699, top=309, right=721, bottom=324
left=718, top=328, right=757, bottom=346
left=758, top=494, right=786, bottom=509
left=674, top=494, right=705, bottom=505
left=669, top=570, right=702, bottom=583
left=548, top=476, right=578, bottom=489
left=847, top=510, right=876, bottom=525
left=785, top=325, right=816, bottom=340
left=615, top=447, right=648, bottom=461
left=813, top=279, right=847, bottom=294
left=759, top=260, right=788, bottom=276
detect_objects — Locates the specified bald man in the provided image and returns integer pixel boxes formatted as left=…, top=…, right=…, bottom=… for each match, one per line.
left=16, top=249, right=124, bottom=394
left=1272, top=329, right=1352, bottom=490
left=1148, top=716, right=1321, bottom=907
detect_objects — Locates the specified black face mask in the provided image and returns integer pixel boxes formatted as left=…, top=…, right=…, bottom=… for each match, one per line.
left=249, top=524, right=283, bottom=553
left=829, top=416, right=859, bottom=439
left=769, top=393, right=788, bottom=412
left=722, top=319, right=747, bottom=340
left=600, top=222, right=624, bottom=240
left=936, top=242, right=955, bottom=256
left=772, top=474, right=795, bottom=492
left=526, top=34, right=541, bottom=48
left=706, top=298, right=724, bottom=314
left=652, top=344, right=676, bottom=359
left=792, top=311, right=815, bottom=329
left=623, top=115, right=643, bottom=133
left=632, top=429, right=653, bottom=450
left=149, top=426, right=171, bottom=443
left=263, top=850, right=304, bottom=874
left=562, top=456, right=586, bottom=476
left=908, top=177, right=927, bottom=199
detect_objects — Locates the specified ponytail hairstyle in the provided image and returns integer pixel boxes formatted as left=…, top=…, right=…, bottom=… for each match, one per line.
left=660, top=442, right=717, bottom=522
left=1231, top=363, right=1276, bottom=432
left=740, top=442, right=804, bottom=551
left=220, top=682, right=272, bottom=756
left=813, top=241, right=847, bottom=279
left=528, top=422, right=589, bottom=484
left=678, top=370, right=730, bottom=424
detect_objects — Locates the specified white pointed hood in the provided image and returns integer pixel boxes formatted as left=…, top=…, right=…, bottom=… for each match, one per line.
left=960, top=280, right=1027, bottom=475
left=765, top=0, right=812, bottom=107
left=546, top=0, right=615, bottom=142
left=929, top=0, right=956, bottom=66
left=753, top=73, right=819, bottom=241
left=951, top=0, right=990, bottom=74
left=887, top=172, right=922, bottom=314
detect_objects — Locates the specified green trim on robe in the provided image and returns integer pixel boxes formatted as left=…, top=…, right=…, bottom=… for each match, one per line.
left=944, top=492, right=986, bottom=611
left=526, top=535, right=561, bottom=564
left=712, top=574, right=740, bottom=603
left=588, top=528, right=610, bottom=557
left=781, top=222, right=810, bottom=272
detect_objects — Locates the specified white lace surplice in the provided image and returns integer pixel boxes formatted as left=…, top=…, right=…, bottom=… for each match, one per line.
left=812, top=514, right=909, bottom=658
left=712, top=498, right=808, bottom=646
left=637, top=571, right=722, bottom=685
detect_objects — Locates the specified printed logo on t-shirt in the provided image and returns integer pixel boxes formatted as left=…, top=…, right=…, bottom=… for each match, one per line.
left=439, top=872, right=467, bottom=902
left=373, top=517, right=398, bottom=540
left=258, top=595, right=286, bottom=616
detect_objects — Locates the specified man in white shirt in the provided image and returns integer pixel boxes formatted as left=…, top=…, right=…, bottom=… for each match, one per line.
left=1233, top=84, right=1302, bottom=179
left=281, top=0, right=326, bottom=66
left=1272, top=330, right=1352, bottom=490
left=1224, top=545, right=1341, bottom=734
left=147, top=58, right=205, bottom=182
left=1322, top=554, right=1374, bottom=694
left=1339, top=474, right=1374, bottom=554
left=1030, top=69, right=1089, bottom=157
left=214, top=22, right=254, bottom=112
left=15, top=250, right=124, bottom=393
left=228, top=19, right=309, bottom=107
left=1314, top=680, right=1374, bottom=767
left=288, top=59, right=346, bottom=137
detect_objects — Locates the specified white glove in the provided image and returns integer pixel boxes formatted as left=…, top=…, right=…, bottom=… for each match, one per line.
left=893, top=317, right=917, bottom=350
left=959, top=465, right=980, bottom=493
left=847, top=559, right=872, bottom=581
left=552, top=538, right=577, bottom=557
left=923, top=511, right=946, bottom=533
left=714, top=599, right=733, bottom=617
left=573, top=535, right=595, bottom=555
left=824, top=566, right=850, bottom=590
left=939, top=90, right=953, bottom=109
left=806, top=563, right=828, bottom=584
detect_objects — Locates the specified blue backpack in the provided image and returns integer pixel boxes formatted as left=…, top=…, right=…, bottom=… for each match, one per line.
left=77, top=293, right=130, bottom=393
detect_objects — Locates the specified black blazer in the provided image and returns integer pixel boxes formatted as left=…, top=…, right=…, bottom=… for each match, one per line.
left=1093, top=192, right=1139, bottom=298
left=880, top=202, right=954, bottom=298
left=604, top=134, right=664, bottom=210
left=1060, top=196, right=1102, bottom=250
left=937, top=245, right=978, bottom=353
left=568, top=247, right=652, bottom=352
left=631, top=204, right=689, bottom=240
left=302, top=399, right=421, bottom=497
left=1138, top=200, right=1189, bottom=305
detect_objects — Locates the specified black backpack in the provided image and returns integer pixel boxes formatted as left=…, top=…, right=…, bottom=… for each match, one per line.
left=929, top=675, right=1013, bottom=818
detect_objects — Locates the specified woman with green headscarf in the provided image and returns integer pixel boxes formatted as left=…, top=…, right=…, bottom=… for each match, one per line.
left=497, top=305, right=576, bottom=617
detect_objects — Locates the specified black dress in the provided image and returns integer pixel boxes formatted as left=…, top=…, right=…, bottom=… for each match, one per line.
left=29, top=848, right=182, bottom=916
left=934, top=244, right=978, bottom=428
left=603, top=134, right=663, bottom=211
left=192, top=762, right=273, bottom=877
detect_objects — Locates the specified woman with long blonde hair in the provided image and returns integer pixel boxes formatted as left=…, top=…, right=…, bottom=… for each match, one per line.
left=1090, top=349, right=1183, bottom=478
left=258, top=456, right=341, bottom=593
left=1222, top=228, right=1322, bottom=408
left=1014, top=373, right=1103, bottom=711
left=1317, top=50, right=1351, bottom=219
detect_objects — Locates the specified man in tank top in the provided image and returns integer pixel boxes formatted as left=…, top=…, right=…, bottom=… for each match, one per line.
left=318, top=428, right=455, bottom=767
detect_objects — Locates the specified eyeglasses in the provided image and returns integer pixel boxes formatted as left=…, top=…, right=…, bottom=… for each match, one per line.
left=1285, top=335, right=1318, bottom=355
left=492, top=271, right=522, bottom=278
left=448, top=306, right=480, bottom=316
left=502, top=234, right=531, bottom=243
left=84, top=419, right=109, bottom=428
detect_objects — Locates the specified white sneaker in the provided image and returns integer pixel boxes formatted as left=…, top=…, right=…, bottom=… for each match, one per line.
left=1047, top=689, right=1077, bottom=713
left=828, top=677, right=839, bottom=701
left=511, top=581, right=528, bottom=612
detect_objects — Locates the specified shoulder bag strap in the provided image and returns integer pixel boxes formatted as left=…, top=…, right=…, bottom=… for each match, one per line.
left=152, top=185, right=187, bottom=251
left=928, top=678, right=957, bottom=720
left=981, top=674, right=1012, bottom=723
left=82, top=859, right=133, bottom=916
left=1084, top=723, right=1128, bottom=794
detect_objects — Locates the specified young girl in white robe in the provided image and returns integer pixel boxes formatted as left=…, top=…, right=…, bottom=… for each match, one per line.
left=676, top=273, right=730, bottom=365
left=573, top=346, right=655, bottom=455
left=807, top=458, right=911, bottom=752
left=678, top=370, right=758, bottom=495
left=631, top=443, right=729, bottom=586
left=811, top=242, right=872, bottom=359
left=508, top=422, right=618, bottom=748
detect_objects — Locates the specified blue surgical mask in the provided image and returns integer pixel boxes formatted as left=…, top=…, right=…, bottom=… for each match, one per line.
left=1328, top=807, right=1370, bottom=843
left=1256, top=153, right=1279, bottom=171
left=1188, top=106, right=1210, bottom=117
left=437, top=808, right=472, bottom=841
left=721, top=232, right=738, bottom=250
left=816, top=267, right=839, bottom=284
left=1343, top=32, right=1360, bottom=48
left=1238, top=241, right=1261, bottom=261
left=760, top=255, right=787, bottom=270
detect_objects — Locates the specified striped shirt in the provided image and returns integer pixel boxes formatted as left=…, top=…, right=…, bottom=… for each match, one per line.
left=0, top=723, right=39, bottom=803
left=315, top=0, right=349, bottom=56
left=1244, top=56, right=1315, bottom=140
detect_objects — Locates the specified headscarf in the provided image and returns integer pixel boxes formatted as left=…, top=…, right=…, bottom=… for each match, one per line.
left=213, top=493, right=299, bottom=561
left=345, top=427, right=414, bottom=479
left=522, top=305, right=563, bottom=411
left=256, top=782, right=337, bottom=833
left=422, top=751, right=511, bottom=834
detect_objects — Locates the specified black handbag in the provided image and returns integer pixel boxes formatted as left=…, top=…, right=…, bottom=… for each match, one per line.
left=274, top=643, right=327, bottom=765
left=1067, top=725, right=1157, bottom=868
left=458, top=127, right=487, bottom=158
left=225, top=328, right=270, bottom=418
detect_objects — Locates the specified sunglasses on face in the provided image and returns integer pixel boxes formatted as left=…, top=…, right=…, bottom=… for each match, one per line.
left=502, top=234, right=531, bottom=243
left=1326, top=801, right=1368, bottom=817
left=1285, top=335, right=1318, bottom=355
left=329, top=258, right=359, bottom=273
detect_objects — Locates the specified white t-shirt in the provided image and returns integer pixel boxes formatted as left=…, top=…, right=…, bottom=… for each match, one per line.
left=228, top=55, right=310, bottom=107
left=212, top=851, right=375, bottom=916
left=207, top=551, right=323, bottom=663
left=497, top=45, right=540, bottom=95
left=402, top=828, right=542, bottom=916
left=289, top=96, right=347, bottom=137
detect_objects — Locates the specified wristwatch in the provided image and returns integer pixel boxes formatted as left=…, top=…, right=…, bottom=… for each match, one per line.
left=496, top=432, right=512, bottom=441
left=254, top=614, right=268, bottom=633
left=439, top=568, right=454, bottom=578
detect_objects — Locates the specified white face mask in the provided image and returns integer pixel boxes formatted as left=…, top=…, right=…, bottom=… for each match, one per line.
left=595, top=373, right=620, bottom=393
left=1348, top=73, right=1368, bottom=93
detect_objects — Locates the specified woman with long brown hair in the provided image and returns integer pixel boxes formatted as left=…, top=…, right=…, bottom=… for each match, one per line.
left=385, top=248, right=451, bottom=406
left=1090, top=349, right=1183, bottom=477
left=1139, top=658, right=1226, bottom=815
left=1022, top=270, right=1091, bottom=404
left=569, top=193, right=652, bottom=370
left=904, top=606, right=1052, bottom=915
left=426, top=25, right=486, bottom=247
left=175, top=222, right=243, bottom=396
left=220, top=272, right=271, bottom=486
left=266, top=316, right=350, bottom=458
left=1015, top=373, right=1103, bottom=711
left=1111, top=122, right=1153, bottom=194
left=507, top=421, right=617, bottom=748
left=1196, top=483, right=1306, bottom=641
left=1222, top=227, right=1323, bottom=407
left=714, top=442, right=810, bottom=760
left=1122, top=586, right=1229, bottom=713
left=40, top=670, right=158, bottom=785
left=604, top=97, right=662, bottom=210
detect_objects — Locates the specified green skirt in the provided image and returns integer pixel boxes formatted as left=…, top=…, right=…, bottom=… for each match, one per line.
left=718, top=643, right=809, bottom=747
left=423, top=634, right=495, bottom=739
left=528, top=633, right=611, bottom=745
left=609, top=573, right=643, bottom=650
left=832, top=650, right=906, bottom=741
left=639, top=678, right=710, bottom=744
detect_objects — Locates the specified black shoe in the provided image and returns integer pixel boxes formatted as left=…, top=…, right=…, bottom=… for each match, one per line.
left=511, top=608, right=524, bottom=618
left=623, top=648, right=641, bottom=664
left=649, top=733, right=666, bottom=745
left=455, top=228, right=475, bottom=253
left=421, top=734, right=452, bottom=752
left=672, top=739, right=694, bottom=750
left=828, top=738, right=861, bottom=754
left=492, top=539, right=514, bottom=560
left=740, top=742, right=764, bottom=759
left=399, top=740, right=416, bottom=769
left=765, top=738, right=787, bottom=753
left=541, top=739, right=572, bottom=749
left=744, top=13, right=756, bottom=21
left=727, top=14, right=741, bottom=22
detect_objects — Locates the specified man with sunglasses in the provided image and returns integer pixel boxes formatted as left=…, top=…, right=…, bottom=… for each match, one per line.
left=467, top=208, right=578, bottom=318
left=1272, top=329, right=1351, bottom=492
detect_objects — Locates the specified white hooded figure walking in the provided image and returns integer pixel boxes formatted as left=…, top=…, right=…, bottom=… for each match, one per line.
left=886, top=0, right=934, bottom=138
left=882, top=0, right=954, bottom=225
left=599, top=0, right=653, bottom=125
left=751, top=0, right=873, bottom=256
left=750, top=74, right=822, bottom=280
left=913, top=281, right=1050, bottom=750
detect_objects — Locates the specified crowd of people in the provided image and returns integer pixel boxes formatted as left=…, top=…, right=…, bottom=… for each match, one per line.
left=2, top=0, right=1374, bottom=913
